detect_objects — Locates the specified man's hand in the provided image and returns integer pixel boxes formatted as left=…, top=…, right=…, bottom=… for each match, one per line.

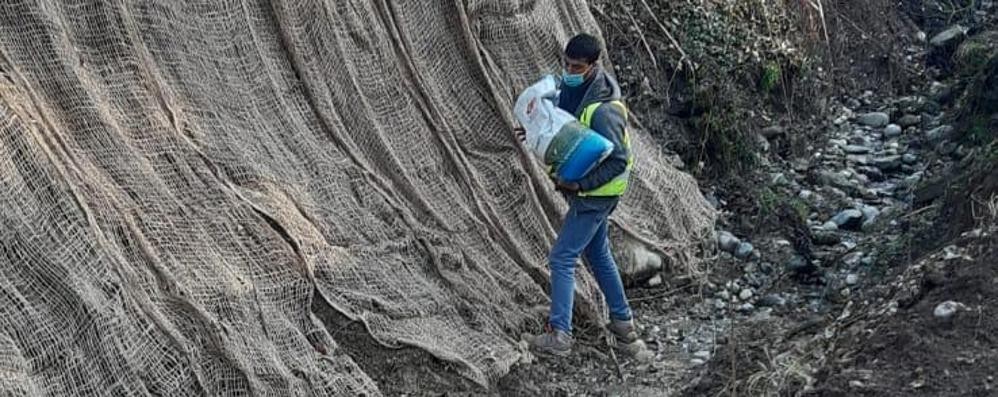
left=552, top=177, right=581, bottom=193
left=514, top=127, right=526, bottom=143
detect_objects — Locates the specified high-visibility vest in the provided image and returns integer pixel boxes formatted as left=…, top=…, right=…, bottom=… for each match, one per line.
left=578, top=100, right=633, bottom=197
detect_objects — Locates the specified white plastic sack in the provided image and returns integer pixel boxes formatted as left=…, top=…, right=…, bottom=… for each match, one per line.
left=513, top=74, right=567, bottom=160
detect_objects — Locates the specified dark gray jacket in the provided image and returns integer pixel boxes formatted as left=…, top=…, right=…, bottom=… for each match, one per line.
left=557, top=67, right=629, bottom=194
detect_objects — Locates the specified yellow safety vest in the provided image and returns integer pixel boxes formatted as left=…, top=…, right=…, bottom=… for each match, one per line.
left=578, top=100, right=633, bottom=197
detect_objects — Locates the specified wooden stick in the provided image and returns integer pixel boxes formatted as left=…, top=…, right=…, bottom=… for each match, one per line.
left=607, top=338, right=626, bottom=381
left=623, top=6, right=659, bottom=69
left=900, top=204, right=938, bottom=220
left=636, top=0, right=693, bottom=71
left=630, top=283, right=695, bottom=303
left=807, top=0, right=830, bottom=47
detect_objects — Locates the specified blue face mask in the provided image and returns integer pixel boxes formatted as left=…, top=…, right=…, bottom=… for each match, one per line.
left=562, top=71, right=586, bottom=87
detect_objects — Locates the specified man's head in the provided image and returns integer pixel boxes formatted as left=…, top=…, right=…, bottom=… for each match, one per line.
left=562, top=33, right=601, bottom=87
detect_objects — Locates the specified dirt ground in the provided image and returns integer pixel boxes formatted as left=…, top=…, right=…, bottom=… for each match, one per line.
left=496, top=285, right=724, bottom=396
left=813, top=235, right=998, bottom=396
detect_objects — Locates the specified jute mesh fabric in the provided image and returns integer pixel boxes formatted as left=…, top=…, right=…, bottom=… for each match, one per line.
left=0, top=0, right=715, bottom=394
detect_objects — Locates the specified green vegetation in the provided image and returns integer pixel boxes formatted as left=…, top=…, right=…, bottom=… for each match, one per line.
left=789, top=196, right=810, bottom=222
left=670, top=1, right=813, bottom=177
left=693, top=103, right=758, bottom=177
left=967, top=115, right=993, bottom=145
left=875, top=234, right=912, bottom=276
left=755, top=184, right=810, bottom=224
left=955, top=32, right=998, bottom=78
left=760, top=62, right=782, bottom=92
left=757, top=186, right=778, bottom=216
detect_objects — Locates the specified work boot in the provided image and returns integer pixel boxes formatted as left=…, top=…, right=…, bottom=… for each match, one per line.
left=529, top=325, right=573, bottom=357
left=607, top=318, right=638, bottom=344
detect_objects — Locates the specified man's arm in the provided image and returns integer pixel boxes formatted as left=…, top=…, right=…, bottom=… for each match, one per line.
left=576, top=104, right=628, bottom=192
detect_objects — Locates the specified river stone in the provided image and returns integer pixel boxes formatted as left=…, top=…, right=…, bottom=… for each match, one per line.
left=832, top=209, right=864, bottom=230
left=930, top=25, right=968, bottom=47
left=761, top=125, right=786, bottom=138
left=718, top=231, right=740, bottom=253
left=859, top=205, right=880, bottom=224
left=897, top=114, right=921, bottom=128
left=758, top=294, right=786, bottom=307
left=734, top=242, right=754, bottom=259
left=813, top=231, right=842, bottom=246
left=933, top=301, right=964, bottom=319
left=926, top=125, right=953, bottom=143
left=844, top=144, right=872, bottom=154
left=884, top=124, right=903, bottom=138
left=857, top=166, right=886, bottom=182
left=873, top=155, right=903, bottom=172
left=857, top=112, right=890, bottom=128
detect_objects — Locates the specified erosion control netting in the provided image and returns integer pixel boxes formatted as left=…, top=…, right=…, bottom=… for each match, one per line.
left=0, top=0, right=714, bottom=395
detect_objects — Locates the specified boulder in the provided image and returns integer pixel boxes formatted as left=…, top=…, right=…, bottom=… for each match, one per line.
left=619, top=238, right=665, bottom=285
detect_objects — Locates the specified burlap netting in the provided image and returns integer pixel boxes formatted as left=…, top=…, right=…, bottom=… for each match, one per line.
left=0, top=0, right=714, bottom=394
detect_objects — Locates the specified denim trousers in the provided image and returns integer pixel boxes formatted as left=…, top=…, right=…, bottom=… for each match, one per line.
left=548, top=195, right=632, bottom=333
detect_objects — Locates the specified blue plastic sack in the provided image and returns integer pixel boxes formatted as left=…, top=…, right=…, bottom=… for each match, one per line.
left=555, top=128, right=613, bottom=182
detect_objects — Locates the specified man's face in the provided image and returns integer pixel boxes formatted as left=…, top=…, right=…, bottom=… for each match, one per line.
left=564, top=56, right=593, bottom=77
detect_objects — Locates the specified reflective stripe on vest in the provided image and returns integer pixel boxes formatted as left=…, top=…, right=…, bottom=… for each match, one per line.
left=578, top=100, right=633, bottom=197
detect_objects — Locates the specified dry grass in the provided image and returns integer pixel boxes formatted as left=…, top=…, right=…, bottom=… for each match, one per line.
left=715, top=303, right=867, bottom=396
left=712, top=334, right=820, bottom=396
left=805, top=0, right=830, bottom=46
left=972, top=193, right=998, bottom=231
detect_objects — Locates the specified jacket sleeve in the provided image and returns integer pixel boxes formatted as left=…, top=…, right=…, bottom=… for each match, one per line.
left=577, top=103, right=629, bottom=191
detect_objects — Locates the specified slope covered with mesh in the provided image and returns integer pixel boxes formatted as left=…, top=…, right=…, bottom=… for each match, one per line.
left=0, top=0, right=714, bottom=394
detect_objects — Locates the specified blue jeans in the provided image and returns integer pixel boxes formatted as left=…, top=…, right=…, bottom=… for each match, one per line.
left=548, top=196, right=632, bottom=333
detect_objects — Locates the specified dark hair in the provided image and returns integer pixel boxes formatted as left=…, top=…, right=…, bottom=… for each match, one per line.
left=564, top=33, right=601, bottom=64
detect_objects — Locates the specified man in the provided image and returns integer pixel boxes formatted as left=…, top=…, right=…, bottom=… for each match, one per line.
left=528, top=33, right=637, bottom=357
